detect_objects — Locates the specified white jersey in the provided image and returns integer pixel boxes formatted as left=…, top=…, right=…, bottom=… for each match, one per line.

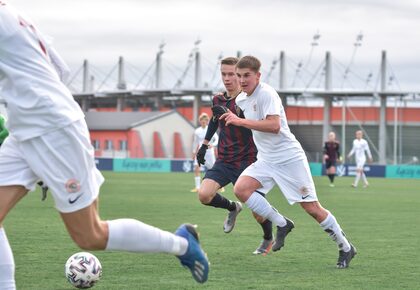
left=348, top=138, right=372, bottom=163
left=236, top=82, right=306, bottom=164
left=192, top=125, right=218, bottom=154
left=0, top=3, right=84, bottom=141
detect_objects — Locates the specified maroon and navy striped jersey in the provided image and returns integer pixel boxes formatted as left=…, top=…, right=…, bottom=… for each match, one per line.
left=323, top=141, right=340, bottom=162
left=212, top=92, right=257, bottom=168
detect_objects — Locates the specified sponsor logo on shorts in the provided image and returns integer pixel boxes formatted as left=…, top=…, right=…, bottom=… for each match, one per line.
left=68, top=193, right=83, bottom=204
left=299, top=186, right=311, bottom=200
left=65, top=179, right=81, bottom=193
left=66, top=179, right=83, bottom=204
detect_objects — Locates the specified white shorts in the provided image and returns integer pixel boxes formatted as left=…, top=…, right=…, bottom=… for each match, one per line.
left=193, top=150, right=216, bottom=169
left=0, top=120, right=104, bottom=213
left=241, top=158, right=318, bottom=205
left=355, top=158, right=366, bottom=169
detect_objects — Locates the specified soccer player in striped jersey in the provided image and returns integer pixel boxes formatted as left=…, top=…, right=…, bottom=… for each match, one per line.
left=196, top=57, right=274, bottom=255
left=221, top=55, right=356, bottom=268
left=323, top=131, right=341, bottom=187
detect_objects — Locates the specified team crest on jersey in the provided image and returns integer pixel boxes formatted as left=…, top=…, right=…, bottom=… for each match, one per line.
left=253, top=104, right=257, bottom=111
left=65, top=179, right=81, bottom=193
left=235, top=105, right=241, bottom=116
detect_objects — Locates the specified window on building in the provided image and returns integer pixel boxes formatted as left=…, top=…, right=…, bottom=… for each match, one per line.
left=119, top=140, right=128, bottom=151
left=92, top=140, right=100, bottom=150
left=105, top=140, right=113, bottom=150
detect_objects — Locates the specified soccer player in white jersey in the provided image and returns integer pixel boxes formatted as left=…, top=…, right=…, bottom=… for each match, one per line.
left=347, top=130, right=373, bottom=188
left=190, top=113, right=218, bottom=192
left=220, top=55, right=356, bottom=268
left=0, top=3, right=208, bottom=288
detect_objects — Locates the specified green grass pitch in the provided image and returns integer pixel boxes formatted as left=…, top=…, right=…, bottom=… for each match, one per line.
left=5, top=172, right=420, bottom=289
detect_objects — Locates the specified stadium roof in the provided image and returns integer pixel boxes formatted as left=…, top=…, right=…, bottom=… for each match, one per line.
left=85, top=111, right=176, bottom=130
left=74, top=89, right=416, bottom=99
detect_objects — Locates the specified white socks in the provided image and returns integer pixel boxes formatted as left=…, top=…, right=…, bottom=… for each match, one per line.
left=320, top=213, right=351, bottom=252
left=194, top=176, right=201, bottom=189
left=353, top=173, right=361, bottom=187
left=106, top=219, right=188, bottom=256
left=361, top=173, right=368, bottom=185
left=0, top=227, right=15, bottom=290
left=245, top=192, right=286, bottom=227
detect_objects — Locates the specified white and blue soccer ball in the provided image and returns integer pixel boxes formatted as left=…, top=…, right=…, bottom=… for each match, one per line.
left=65, top=252, right=102, bottom=289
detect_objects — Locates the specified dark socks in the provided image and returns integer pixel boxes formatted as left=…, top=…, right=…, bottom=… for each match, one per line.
left=328, top=174, right=335, bottom=183
left=260, top=219, right=273, bottom=240
left=207, top=193, right=236, bottom=211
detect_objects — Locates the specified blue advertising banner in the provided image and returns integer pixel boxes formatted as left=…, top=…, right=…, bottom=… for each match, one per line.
left=99, top=158, right=420, bottom=179
left=171, top=159, right=194, bottom=173
left=95, top=158, right=113, bottom=171
left=386, top=165, right=420, bottom=179
left=323, top=164, right=385, bottom=177
left=113, top=158, right=171, bottom=172
left=346, top=164, right=386, bottom=177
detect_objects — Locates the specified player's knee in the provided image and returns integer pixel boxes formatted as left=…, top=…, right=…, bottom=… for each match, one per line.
left=197, top=188, right=213, bottom=204
left=301, top=202, right=327, bottom=221
left=233, top=183, right=250, bottom=202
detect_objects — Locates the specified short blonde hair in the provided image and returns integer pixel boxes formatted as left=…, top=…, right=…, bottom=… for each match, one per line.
left=199, top=113, right=209, bottom=121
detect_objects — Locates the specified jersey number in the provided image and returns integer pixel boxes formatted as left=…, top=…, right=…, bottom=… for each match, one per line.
left=18, top=15, right=47, bottom=56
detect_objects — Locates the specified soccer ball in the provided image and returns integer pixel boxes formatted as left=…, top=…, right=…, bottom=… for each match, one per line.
left=65, top=252, right=102, bottom=289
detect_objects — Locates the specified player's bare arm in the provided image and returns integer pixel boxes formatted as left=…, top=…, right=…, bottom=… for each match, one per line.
left=220, top=112, right=280, bottom=134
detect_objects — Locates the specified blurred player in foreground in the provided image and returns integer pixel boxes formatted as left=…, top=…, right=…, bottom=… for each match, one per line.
left=0, top=114, right=48, bottom=200
left=0, top=3, right=208, bottom=288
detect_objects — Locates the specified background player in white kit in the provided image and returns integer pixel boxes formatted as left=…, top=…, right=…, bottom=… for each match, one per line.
left=347, top=130, right=373, bottom=188
left=0, top=3, right=208, bottom=288
left=221, top=55, right=356, bottom=269
left=190, top=113, right=219, bottom=192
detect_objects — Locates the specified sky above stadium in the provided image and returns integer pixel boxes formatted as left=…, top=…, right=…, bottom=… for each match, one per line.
left=10, top=0, right=420, bottom=91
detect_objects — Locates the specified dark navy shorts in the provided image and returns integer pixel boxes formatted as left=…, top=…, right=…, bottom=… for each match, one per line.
left=325, top=160, right=337, bottom=169
left=203, top=160, right=250, bottom=188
